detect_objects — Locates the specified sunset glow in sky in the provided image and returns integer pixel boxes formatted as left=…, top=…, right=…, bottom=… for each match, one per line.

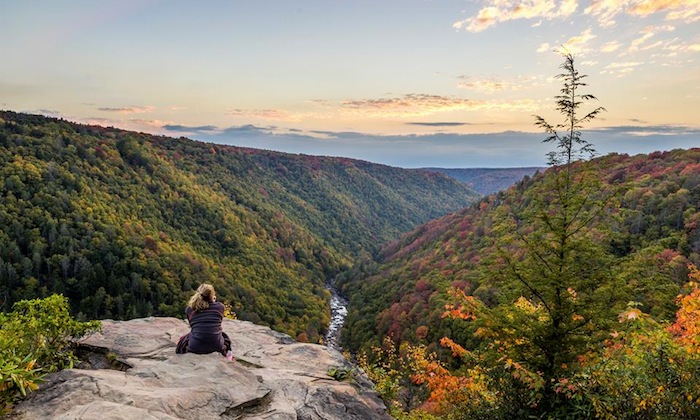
left=2, top=0, right=699, bottom=167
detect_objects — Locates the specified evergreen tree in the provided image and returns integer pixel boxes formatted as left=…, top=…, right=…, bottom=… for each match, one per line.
left=488, top=51, right=622, bottom=410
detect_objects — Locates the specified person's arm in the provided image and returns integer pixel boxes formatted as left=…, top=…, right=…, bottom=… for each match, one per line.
left=212, top=301, right=225, bottom=318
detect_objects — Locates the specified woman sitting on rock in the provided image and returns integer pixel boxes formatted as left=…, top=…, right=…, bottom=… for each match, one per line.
left=176, top=283, right=233, bottom=360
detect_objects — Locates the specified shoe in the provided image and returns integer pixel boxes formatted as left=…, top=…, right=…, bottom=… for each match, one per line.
left=226, top=350, right=234, bottom=361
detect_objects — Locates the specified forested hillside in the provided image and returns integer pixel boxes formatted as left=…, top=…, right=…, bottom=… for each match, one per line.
left=0, top=111, right=478, bottom=339
left=339, top=148, right=700, bottom=416
left=342, top=148, right=700, bottom=349
left=423, top=167, right=543, bottom=195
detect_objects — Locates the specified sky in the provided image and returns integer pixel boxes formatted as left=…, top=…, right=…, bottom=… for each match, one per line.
left=1, top=0, right=698, bottom=168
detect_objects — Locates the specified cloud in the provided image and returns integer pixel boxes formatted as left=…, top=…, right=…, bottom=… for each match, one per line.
left=226, top=108, right=295, bottom=120
left=584, top=0, right=627, bottom=27
left=223, top=94, right=541, bottom=125
left=456, top=0, right=699, bottom=32
left=601, top=61, right=644, bottom=77
left=308, top=99, right=332, bottom=106
left=457, top=75, right=539, bottom=92
left=536, top=28, right=597, bottom=55
left=600, top=40, right=623, bottom=52
left=629, top=0, right=700, bottom=21
left=537, top=42, right=553, bottom=53
left=97, top=106, right=155, bottom=114
left=221, top=124, right=271, bottom=135
left=454, top=0, right=578, bottom=32
left=628, top=24, right=676, bottom=52
left=339, top=94, right=539, bottom=117
left=594, top=124, right=700, bottom=134
left=562, top=28, right=597, bottom=53
left=162, top=124, right=218, bottom=134
left=340, top=94, right=482, bottom=116
left=406, top=122, right=470, bottom=127
left=585, top=0, right=700, bottom=27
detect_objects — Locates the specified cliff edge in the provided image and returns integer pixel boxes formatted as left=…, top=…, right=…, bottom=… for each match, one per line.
left=11, top=317, right=391, bottom=419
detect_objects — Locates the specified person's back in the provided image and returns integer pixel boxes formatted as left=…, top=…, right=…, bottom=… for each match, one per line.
left=186, top=301, right=226, bottom=354
left=176, top=283, right=232, bottom=359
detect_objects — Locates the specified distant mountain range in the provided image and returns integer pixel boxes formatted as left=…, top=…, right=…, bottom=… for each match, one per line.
left=422, top=167, right=544, bottom=195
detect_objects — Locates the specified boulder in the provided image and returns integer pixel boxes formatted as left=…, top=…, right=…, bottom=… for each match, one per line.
left=12, top=317, right=391, bottom=420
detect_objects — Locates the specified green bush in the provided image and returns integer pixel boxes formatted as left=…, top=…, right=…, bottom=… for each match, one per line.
left=0, top=294, right=101, bottom=413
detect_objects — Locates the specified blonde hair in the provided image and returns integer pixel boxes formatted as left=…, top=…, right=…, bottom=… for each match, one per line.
left=188, top=283, right=216, bottom=312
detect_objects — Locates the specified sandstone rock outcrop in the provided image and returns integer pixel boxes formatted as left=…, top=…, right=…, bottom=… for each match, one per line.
left=12, top=317, right=391, bottom=419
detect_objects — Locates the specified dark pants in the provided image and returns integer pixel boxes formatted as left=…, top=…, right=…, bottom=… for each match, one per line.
left=176, top=332, right=231, bottom=355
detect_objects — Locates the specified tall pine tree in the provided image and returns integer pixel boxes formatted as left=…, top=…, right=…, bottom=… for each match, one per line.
left=488, top=51, right=623, bottom=409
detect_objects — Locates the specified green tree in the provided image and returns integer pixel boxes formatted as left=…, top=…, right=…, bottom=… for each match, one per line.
left=484, top=51, right=623, bottom=410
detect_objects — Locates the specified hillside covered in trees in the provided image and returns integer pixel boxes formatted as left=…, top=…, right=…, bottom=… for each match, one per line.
left=339, top=148, right=700, bottom=416
left=341, top=148, right=700, bottom=351
left=0, top=110, right=479, bottom=340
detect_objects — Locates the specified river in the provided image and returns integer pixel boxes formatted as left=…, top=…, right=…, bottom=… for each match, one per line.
left=324, top=285, right=348, bottom=351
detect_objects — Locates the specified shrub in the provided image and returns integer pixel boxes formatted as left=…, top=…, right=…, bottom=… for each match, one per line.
left=0, top=294, right=101, bottom=413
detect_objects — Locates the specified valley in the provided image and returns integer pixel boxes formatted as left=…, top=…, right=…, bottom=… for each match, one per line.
left=0, top=110, right=478, bottom=340
left=2, top=110, right=699, bottom=418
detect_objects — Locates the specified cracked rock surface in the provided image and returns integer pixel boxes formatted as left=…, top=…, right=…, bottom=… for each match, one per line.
left=12, top=317, right=391, bottom=420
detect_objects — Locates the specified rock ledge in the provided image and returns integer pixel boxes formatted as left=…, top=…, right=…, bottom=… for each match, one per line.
left=13, top=317, right=391, bottom=420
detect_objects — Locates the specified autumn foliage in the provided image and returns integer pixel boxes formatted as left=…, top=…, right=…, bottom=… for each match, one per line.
left=361, top=265, right=700, bottom=419
left=669, top=265, right=700, bottom=354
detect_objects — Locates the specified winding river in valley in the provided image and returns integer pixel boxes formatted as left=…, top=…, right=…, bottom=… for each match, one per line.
left=324, top=285, right=348, bottom=351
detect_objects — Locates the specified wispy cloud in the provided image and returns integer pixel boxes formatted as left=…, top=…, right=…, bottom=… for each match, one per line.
left=457, top=0, right=699, bottom=32
left=454, top=0, right=578, bottom=32
left=585, top=0, right=700, bottom=27
left=162, top=124, right=218, bottom=133
left=536, top=28, right=597, bottom=55
left=406, top=122, right=469, bottom=127
left=224, top=95, right=540, bottom=124
left=628, top=24, right=676, bottom=52
left=601, top=61, right=644, bottom=77
left=226, top=108, right=296, bottom=120
left=161, top=123, right=274, bottom=137
left=457, top=75, right=539, bottom=92
left=339, top=94, right=539, bottom=117
left=629, top=0, right=700, bottom=22
left=563, top=28, right=597, bottom=53
left=600, top=40, right=623, bottom=52
left=340, top=94, right=482, bottom=116
left=221, top=124, right=271, bottom=135
left=97, top=106, right=155, bottom=114
left=593, top=124, right=700, bottom=136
